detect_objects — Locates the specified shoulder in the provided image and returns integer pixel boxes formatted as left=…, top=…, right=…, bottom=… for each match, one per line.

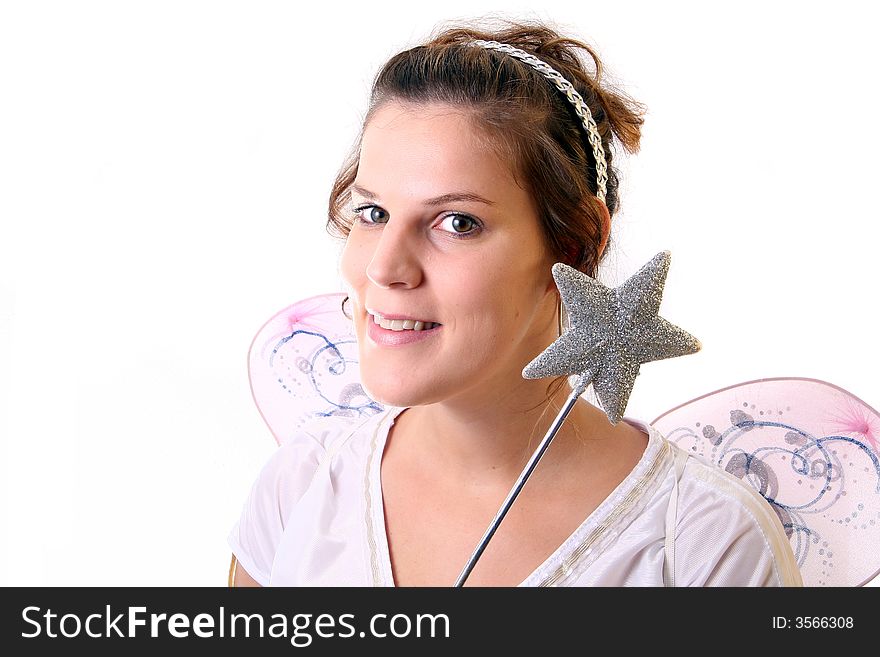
left=253, top=406, right=402, bottom=503
left=227, top=409, right=393, bottom=586
left=668, top=441, right=803, bottom=586
left=265, top=409, right=390, bottom=482
left=674, top=444, right=784, bottom=541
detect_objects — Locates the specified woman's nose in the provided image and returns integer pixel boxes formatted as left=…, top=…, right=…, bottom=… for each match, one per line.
left=365, top=221, right=424, bottom=290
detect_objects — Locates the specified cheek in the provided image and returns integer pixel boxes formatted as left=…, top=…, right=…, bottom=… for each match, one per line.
left=449, top=272, right=519, bottom=337
left=339, top=242, right=370, bottom=343
left=339, top=235, right=369, bottom=295
left=467, top=262, right=550, bottom=341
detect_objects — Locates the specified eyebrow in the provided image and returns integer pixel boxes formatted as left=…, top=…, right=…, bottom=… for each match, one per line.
left=351, top=184, right=495, bottom=207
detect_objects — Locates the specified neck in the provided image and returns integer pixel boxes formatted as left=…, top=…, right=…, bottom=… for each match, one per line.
left=388, top=372, right=613, bottom=488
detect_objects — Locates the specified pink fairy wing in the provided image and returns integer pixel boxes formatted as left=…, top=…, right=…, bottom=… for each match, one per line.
left=247, top=292, right=383, bottom=445
left=652, top=377, right=880, bottom=587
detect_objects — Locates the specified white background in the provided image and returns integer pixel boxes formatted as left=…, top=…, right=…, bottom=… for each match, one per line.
left=1, top=0, right=877, bottom=586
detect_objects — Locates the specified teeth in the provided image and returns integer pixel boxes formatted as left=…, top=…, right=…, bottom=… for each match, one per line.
left=371, top=312, right=438, bottom=331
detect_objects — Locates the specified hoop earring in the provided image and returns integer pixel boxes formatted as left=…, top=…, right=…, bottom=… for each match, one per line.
left=341, top=295, right=353, bottom=321
left=557, top=298, right=564, bottom=338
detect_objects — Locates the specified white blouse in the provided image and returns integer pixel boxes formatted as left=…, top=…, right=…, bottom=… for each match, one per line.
left=228, top=406, right=803, bottom=586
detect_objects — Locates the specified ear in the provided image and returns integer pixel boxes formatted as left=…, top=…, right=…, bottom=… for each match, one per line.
left=544, top=198, right=612, bottom=294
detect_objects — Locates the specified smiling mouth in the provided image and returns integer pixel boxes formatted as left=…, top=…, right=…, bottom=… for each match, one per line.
left=368, top=312, right=441, bottom=332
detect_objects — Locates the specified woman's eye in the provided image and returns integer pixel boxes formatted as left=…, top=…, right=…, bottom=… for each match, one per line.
left=438, top=213, right=480, bottom=236
left=353, top=205, right=481, bottom=238
left=353, top=205, right=389, bottom=224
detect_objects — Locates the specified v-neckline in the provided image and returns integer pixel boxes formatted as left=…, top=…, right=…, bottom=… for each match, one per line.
left=365, top=405, right=665, bottom=587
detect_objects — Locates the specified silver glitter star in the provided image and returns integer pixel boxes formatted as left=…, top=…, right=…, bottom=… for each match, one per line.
left=523, top=251, right=701, bottom=424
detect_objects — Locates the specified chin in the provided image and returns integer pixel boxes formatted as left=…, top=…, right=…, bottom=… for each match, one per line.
left=360, top=369, right=444, bottom=409
left=361, top=379, right=427, bottom=409
left=355, top=341, right=438, bottom=408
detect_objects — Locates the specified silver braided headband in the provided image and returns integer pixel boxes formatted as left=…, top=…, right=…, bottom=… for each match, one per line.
left=468, top=39, right=608, bottom=204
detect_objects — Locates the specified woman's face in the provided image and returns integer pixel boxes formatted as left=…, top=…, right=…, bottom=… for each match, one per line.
left=340, top=101, right=559, bottom=408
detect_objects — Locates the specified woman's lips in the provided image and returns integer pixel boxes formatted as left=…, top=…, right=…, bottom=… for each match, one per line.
left=366, top=313, right=442, bottom=347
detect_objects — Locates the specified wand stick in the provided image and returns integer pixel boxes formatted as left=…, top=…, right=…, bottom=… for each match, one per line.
left=453, top=374, right=591, bottom=587
left=453, top=253, right=700, bottom=586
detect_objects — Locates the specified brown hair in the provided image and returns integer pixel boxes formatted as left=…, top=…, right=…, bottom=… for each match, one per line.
left=327, top=17, right=645, bottom=414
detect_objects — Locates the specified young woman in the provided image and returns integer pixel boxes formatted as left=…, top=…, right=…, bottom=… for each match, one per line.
left=228, top=19, right=802, bottom=587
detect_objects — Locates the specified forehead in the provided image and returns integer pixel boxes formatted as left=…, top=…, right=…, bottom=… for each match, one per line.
left=357, top=101, right=518, bottom=195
